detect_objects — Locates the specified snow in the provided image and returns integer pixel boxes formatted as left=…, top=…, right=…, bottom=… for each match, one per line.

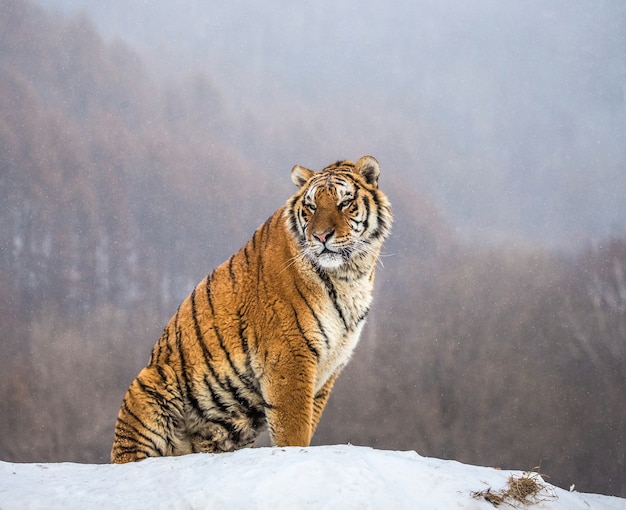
left=0, top=445, right=623, bottom=509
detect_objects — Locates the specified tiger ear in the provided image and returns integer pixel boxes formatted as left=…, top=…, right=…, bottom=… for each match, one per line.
left=291, top=165, right=314, bottom=187
left=354, top=155, right=380, bottom=187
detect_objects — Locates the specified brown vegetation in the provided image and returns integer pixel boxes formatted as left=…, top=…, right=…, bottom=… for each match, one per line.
left=472, top=469, right=557, bottom=507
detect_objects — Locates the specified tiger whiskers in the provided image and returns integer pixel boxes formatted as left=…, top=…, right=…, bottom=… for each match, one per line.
left=349, top=239, right=385, bottom=268
left=375, top=250, right=396, bottom=269
left=280, top=246, right=313, bottom=274
left=281, top=236, right=386, bottom=275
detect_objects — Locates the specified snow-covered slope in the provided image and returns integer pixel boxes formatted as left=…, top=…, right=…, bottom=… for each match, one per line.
left=0, top=445, right=623, bottom=509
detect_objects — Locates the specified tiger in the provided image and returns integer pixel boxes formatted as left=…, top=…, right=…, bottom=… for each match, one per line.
left=111, top=155, right=392, bottom=463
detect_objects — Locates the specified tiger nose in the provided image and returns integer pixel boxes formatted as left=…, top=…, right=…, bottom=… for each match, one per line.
left=312, top=228, right=334, bottom=243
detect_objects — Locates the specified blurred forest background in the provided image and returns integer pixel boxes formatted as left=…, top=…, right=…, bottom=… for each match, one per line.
left=1, top=0, right=625, bottom=497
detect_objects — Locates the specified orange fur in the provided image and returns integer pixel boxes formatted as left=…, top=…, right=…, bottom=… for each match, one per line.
left=111, top=156, right=392, bottom=463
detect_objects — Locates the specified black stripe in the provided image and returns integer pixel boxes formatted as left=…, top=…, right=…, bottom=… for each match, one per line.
left=113, top=430, right=157, bottom=451
left=209, top=320, right=250, bottom=389
left=165, top=337, right=174, bottom=364
left=114, top=445, right=151, bottom=459
left=314, top=387, right=331, bottom=400
left=228, top=255, right=237, bottom=286
left=204, top=414, right=239, bottom=438
left=251, top=215, right=272, bottom=252
left=155, top=364, right=172, bottom=388
left=314, top=266, right=349, bottom=330
left=287, top=206, right=301, bottom=239
left=189, top=282, right=240, bottom=403
left=175, top=313, right=209, bottom=422
left=255, top=245, right=265, bottom=283
left=235, top=308, right=261, bottom=399
left=368, top=191, right=391, bottom=240
left=120, top=401, right=165, bottom=444
left=251, top=226, right=258, bottom=251
left=135, top=377, right=172, bottom=410
left=231, top=260, right=251, bottom=356
left=205, top=276, right=260, bottom=399
left=235, top=332, right=263, bottom=399
left=295, top=283, right=331, bottom=349
left=191, top=285, right=225, bottom=392
left=203, top=352, right=230, bottom=397
left=134, top=376, right=184, bottom=435
left=222, top=374, right=259, bottom=412
left=205, top=271, right=215, bottom=294
left=190, top=288, right=206, bottom=355
left=354, top=305, right=371, bottom=326
left=150, top=326, right=170, bottom=365
left=150, top=334, right=163, bottom=364
left=350, top=217, right=364, bottom=234
left=331, top=170, right=358, bottom=188
left=151, top=322, right=175, bottom=366
left=298, top=206, right=307, bottom=233
left=203, top=374, right=231, bottom=414
left=194, top=284, right=239, bottom=402
left=260, top=216, right=272, bottom=241
left=113, top=425, right=156, bottom=450
left=291, top=303, right=320, bottom=358
left=361, top=194, right=371, bottom=233
left=236, top=308, right=249, bottom=353
left=118, top=406, right=166, bottom=455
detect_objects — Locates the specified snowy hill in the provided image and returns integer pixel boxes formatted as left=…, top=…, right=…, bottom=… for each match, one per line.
left=0, top=446, right=623, bottom=509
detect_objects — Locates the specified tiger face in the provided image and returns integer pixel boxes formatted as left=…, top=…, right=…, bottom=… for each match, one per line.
left=287, top=156, right=392, bottom=271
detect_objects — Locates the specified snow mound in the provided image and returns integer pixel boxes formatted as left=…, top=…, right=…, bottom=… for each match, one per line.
left=0, top=445, right=623, bottom=509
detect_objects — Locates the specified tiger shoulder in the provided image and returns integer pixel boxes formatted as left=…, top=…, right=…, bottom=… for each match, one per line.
left=111, top=155, right=392, bottom=463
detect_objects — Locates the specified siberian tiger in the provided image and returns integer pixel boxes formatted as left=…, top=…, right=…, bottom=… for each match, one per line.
left=111, top=155, right=392, bottom=463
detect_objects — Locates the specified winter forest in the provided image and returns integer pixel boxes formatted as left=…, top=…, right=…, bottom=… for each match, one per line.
left=1, top=0, right=625, bottom=498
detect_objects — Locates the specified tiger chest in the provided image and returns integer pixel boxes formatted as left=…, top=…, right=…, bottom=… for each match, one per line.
left=312, top=276, right=373, bottom=393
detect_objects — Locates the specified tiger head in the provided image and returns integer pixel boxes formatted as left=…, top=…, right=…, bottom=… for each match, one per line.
left=286, top=156, right=392, bottom=272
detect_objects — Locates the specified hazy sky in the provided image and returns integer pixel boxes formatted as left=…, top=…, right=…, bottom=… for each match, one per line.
left=38, top=0, right=626, bottom=246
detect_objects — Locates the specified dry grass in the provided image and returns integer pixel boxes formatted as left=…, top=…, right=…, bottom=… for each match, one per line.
left=472, top=469, right=557, bottom=507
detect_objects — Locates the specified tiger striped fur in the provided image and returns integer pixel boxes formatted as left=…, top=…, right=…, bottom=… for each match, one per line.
left=111, top=155, right=392, bottom=463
